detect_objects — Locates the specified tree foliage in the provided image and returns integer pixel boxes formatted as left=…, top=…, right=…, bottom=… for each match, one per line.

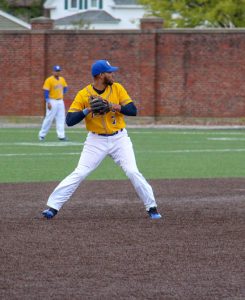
left=0, top=0, right=9, bottom=11
left=0, top=0, right=44, bottom=22
left=138, top=0, right=245, bottom=28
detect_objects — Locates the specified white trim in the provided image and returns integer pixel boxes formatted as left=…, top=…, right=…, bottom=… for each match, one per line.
left=110, top=5, right=144, bottom=9
left=44, top=0, right=56, bottom=9
left=0, top=10, right=31, bottom=29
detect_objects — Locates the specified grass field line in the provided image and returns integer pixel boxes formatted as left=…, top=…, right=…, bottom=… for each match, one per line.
left=130, top=131, right=245, bottom=135
left=0, top=152, right=80, bottom=157
left=1, top=129, right=245, bottom=135
left=0, top=142, right=84, bottom=147
left=140, top=148, right=245, bottom=153
left=0, top=135, right=245, bottom=147
left=207, top=138, right=245, bottom=141
left=1, top=148, right=245, bottom=157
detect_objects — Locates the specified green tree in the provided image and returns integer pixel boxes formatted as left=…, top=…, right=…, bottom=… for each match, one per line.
left=0, top=0, right=45, bottom=22
left=0, top=0, right=9, bottom=11
left=138, top=0, right=245, bottom=28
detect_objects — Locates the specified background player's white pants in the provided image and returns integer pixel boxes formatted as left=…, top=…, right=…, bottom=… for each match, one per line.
left=47, top=129, right=157, bottom=211
left=39, top=99, right=65, bottom=139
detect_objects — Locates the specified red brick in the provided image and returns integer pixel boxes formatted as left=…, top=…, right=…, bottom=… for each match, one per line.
left=0, top=24, right=244, bottom=121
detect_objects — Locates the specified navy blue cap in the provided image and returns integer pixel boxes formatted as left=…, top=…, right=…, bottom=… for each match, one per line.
left=91, top=60, right=119, bottom=76
left=53, top=65, right=61, bottom=72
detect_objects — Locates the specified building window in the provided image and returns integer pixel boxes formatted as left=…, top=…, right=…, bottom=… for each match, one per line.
left=87, top=0, right=103, bottom=9
left=71, top=0, right=78, bottom=8
left=91, top=0, right=97, bottom=7
left=79, top=0, right=83, bottom=9
left=66, top=0, right=102, bottom=11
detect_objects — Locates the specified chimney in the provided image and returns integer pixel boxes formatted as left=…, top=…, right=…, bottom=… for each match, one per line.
left=31, top=17, right=54, bottom=30
left=140, top=17, right=164, bottom=31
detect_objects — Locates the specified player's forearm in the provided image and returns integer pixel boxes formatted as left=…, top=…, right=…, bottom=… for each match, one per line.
left=120, top=102, right=137, bottom=116
left=66, top=109, right=90, bottom=126
left=44, top=90, right=50, bottom=103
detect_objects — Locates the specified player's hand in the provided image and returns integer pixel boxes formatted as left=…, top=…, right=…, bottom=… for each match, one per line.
left=47, top=102, right=52, bottom=110
left=89, top=96, right=111, bottom=115
left=110, top=103, right=121, bottom=112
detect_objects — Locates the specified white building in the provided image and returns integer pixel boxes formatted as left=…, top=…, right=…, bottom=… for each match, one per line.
left=43, top=0, right=148, bottom=29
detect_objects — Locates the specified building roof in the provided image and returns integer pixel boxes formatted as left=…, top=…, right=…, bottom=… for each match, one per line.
left=0, top=10, right=30, bottom=29
left=55, top=10, right=120, bottom=26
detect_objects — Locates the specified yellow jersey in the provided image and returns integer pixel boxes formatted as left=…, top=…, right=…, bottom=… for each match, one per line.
left=68, top=83, right=132, bottom=134
left=43, top=76, right=68, bottom=100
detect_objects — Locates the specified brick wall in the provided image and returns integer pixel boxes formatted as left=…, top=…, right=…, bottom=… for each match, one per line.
left=0, top=17, right=244, bottom=123
left=155, top=31, right=245, bottom=120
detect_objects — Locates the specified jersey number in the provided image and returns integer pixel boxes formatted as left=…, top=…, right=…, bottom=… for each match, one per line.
left=91, top=113, right=116, bottom=125
left=111, top=114, right=116, bottom=125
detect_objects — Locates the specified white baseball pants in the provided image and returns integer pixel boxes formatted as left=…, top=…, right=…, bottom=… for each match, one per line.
left=47, top=129, right=157, bottom=211
left=39, top=99, right=66, bottom=139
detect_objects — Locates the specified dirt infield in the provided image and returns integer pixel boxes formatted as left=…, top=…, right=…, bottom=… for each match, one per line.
left=0, top=178, right=244, bottom=300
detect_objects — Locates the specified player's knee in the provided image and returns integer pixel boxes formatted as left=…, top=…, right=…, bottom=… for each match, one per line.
left=74, top=164, right=93, bottom=178
left=125, top=168, right=139, bottom=179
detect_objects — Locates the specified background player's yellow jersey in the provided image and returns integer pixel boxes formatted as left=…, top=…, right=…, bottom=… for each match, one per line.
left=68, top=82, right=132, bottom=134
left=43, top=76, right=68, bottom=100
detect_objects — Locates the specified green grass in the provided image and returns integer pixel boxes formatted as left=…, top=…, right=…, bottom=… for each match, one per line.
left=0, top=127, right=244, bottom=183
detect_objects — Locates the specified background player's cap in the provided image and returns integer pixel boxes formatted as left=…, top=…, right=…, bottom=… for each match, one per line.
left=91, top=60, right=119, bottom=76
left=53, top=65, right=61, bottom=72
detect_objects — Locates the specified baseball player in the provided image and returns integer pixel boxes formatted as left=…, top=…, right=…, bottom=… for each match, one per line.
left=38, top=65, right=68, bottom=141
left=42, top=60, right=162, bottom=220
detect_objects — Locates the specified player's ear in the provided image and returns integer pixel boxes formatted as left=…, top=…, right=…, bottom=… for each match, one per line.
left=94, top=74, right=102, bottom=79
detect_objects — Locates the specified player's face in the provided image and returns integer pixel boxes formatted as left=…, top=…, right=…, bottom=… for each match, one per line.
left=53, top=70, right=60, bottom=78
left=103, top=72, right=114, bottom=86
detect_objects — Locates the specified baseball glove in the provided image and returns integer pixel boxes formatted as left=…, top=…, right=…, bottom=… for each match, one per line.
left=89, top=96, right=112, bottom=115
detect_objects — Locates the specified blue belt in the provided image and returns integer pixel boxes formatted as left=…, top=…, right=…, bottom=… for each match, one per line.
left=93, top=129, right=123, bottom=136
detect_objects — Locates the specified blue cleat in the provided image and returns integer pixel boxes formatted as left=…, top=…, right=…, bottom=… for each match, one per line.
left=42, top=208, right=57, bottom=219
left=59, top=137, right=68, bottom=141
left=147, top=207, right=162, bottom=219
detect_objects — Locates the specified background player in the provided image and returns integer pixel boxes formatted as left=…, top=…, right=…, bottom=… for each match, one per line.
left=42, top=59, right=162, bottom=220
left=38, top=65, right=68, bottom=141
